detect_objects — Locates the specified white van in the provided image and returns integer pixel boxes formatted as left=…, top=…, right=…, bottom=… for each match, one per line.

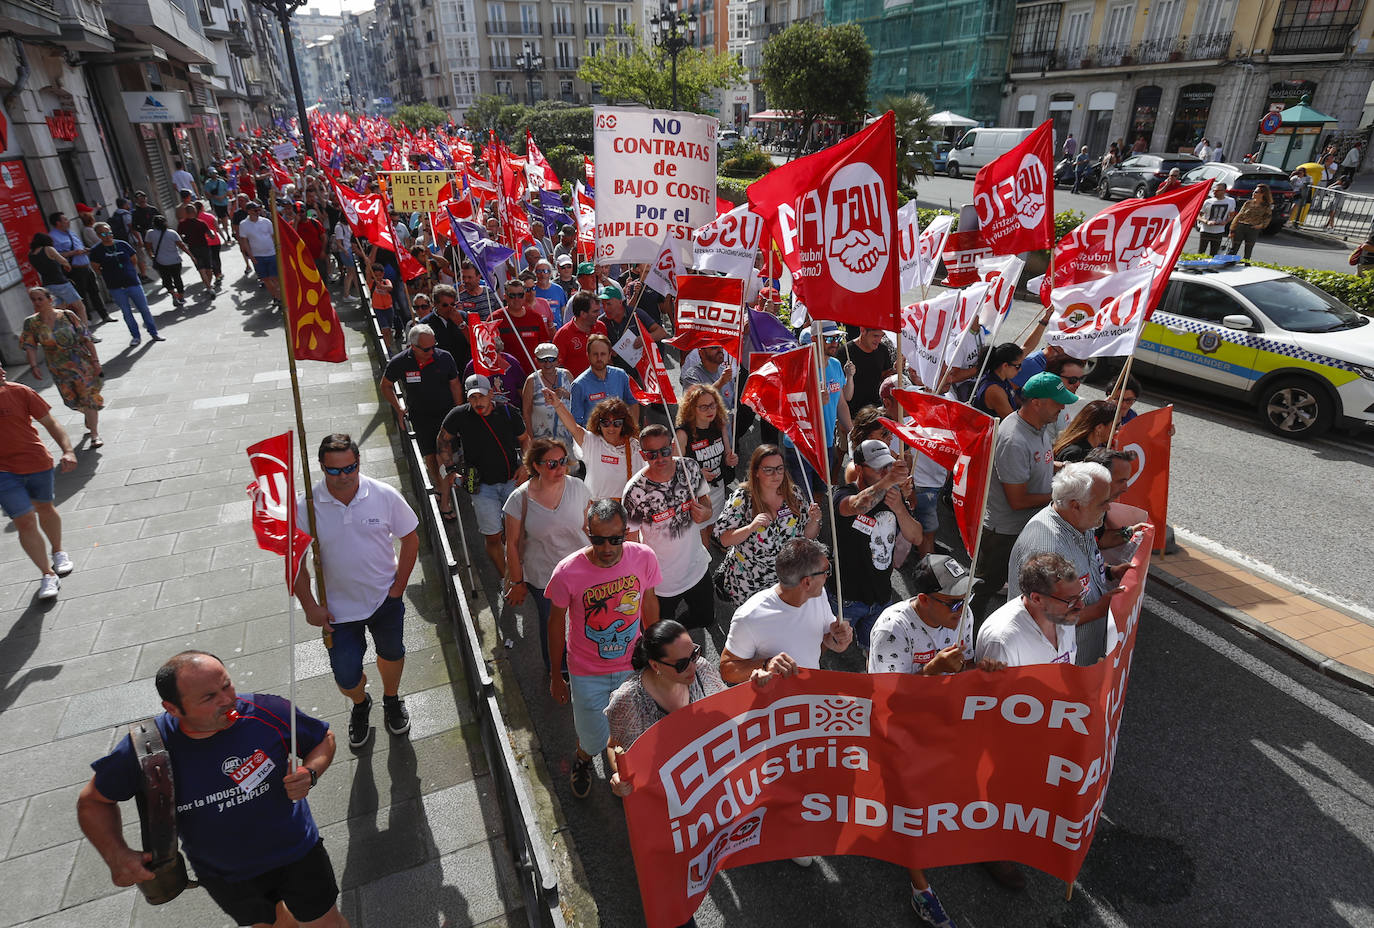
left=945, top=127, right=1035, bottom=178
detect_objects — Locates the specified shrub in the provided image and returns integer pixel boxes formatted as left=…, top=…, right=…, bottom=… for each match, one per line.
left=719, top=139, right=774, bottom=178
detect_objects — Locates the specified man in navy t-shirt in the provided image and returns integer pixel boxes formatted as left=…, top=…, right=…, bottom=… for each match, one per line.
left=89, top=221, right=162, bottom=346
left=77, top=651, right=344, bottom=927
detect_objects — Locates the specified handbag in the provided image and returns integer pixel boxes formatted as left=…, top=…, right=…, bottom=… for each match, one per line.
left=129, top=718, right=197, bottom=905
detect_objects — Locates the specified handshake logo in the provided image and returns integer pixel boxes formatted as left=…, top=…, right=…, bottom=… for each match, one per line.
left=824, top=163, right=891, bottom=292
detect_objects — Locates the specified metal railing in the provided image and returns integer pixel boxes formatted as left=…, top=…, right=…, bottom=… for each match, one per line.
left=1295, top=186, right=1374, bottom=240
left=1009, top=31, right=1233, bottom=72
left=1272, top=24, right=1356, bottom=55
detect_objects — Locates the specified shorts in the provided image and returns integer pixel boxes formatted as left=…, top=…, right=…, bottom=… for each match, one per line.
left=411, top=416, right=442, bottom=456
left=656, top=569, right=715, bottom=630
left=327, top=594, right=406, bottom=689
left=44, top=281, right=83, bottom=305
left=198, top=839, right=339, bottom=927
left=373, top=305, right=395, bottom=331
left=0, top=468, right=55, bottom=519
left=913, top=488, right=940, bottom=532
left=189, top=244, right=213, bottom=270
left=570, top=668, right=633, bottom=754
left=471, top=479, right=516, bottom=535
left=212, top=202, right=230, bottom=219
left=252, top=254, right=278, bottom=278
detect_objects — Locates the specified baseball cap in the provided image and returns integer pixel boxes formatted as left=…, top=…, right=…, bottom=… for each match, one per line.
left=464, top=374, right=492, bottom=396
left=74, top=202, right=96, bottom=214
left=556, top=254, right=573, bottom=267
left=758, top=286, right=780, bottom=303
left=595, top=281, right=625, bottom=301
left=856, top=439, right=896, bottom=470
left=577, top=261, right=596, bottom=275
left=534, top=342, right=558, bottom=361
left=1022, top=372, right=1080, bottom=405
left=913, top=555, right=979, bottom=597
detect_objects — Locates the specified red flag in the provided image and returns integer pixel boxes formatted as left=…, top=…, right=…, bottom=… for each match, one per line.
left=632, top=314, right=677, bottom=405
left=669, top=275, right=744, bottom=357
left=940, top=228, right=992, bottom=288
left=1113, top=405, right=1172, bottom=553
left=275, top=214, right=348, bottom=362
left=574, top=183, right=595, bottom=253
left=584, top=155, right=594, bottom=187
left=468, top=312, right=502, bottom=376
left=330, top=176, right=426, bottom=280
left=747, top=112, right=899, bottom=330
left=465, top=170, right=498, bottom=207
left=742, top=346, right=827, bottom=480
left=888, top=389, right=996, bottom=555
left=972, top=120, right=1055, bottom=256
left=525, top=131, right=560, bottom=190
left=246, top=432, right=312, bottom=590
left=238, top=168, right=257, bottom=198
left=267, top=155, right=293, bottom=190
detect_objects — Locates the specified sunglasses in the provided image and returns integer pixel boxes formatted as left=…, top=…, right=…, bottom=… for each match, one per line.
left=538, top=456, right=568, bottom=469
left=437, top=299, right=456, bottom=307
left=824, top=335, right=845, bottom=344
left=601, top=417, right=626, bottom=428
left=1008, top=361, right=1023, bottom=369
left=506, top=291, right=525, bottom=297
left=414, top=344, right=435, bottom=353
left=642, top=446, right=673, bottom=460
left=806, top=566, right=832, bottom=579
left=537, top=356, right=557, bottom=363
left=930, top=595, right=965, bottom=613
left=657, top=644, right=702, bottom=674
left=323, top=461, right=360, bottom=475
left=588, top=533, right=625, bottom=546
left=758, top=464, right=786, bottom=476
left=1062, top=375, right=1083, bottom=385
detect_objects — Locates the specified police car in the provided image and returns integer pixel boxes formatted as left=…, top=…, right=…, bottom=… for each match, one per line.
left=1115, top=260, right=1374, bottom=439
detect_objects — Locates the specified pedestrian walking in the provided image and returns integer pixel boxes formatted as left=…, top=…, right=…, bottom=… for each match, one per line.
left=88, top=223, right=163, bottom=346
left=48, top=211, right=112, bottom=324
left=380, top=323, right=463, bottom=521
left=1227, top=185, right=1273, bottom=259
left=21, top=286, right=103, bottom=448
left=28, top=232, right=92, bottom=328
left=145, top=215, right=192, bottom=308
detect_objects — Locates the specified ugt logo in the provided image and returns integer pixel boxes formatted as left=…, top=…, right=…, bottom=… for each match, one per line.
left=824, top=163, right=889, bottom=292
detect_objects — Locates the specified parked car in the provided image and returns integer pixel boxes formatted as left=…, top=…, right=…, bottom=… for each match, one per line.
left=1097, top=153, right=1203, bottom=199
left=1181, top=161, right=1295, bottom=233
left=717, top=129, right=741, bottom=157
left=1055, top=156, right=1101, bottom=190
left=1087, top=262, right=1374, bottom=439
left=945, top=127, right=1035, bottom=178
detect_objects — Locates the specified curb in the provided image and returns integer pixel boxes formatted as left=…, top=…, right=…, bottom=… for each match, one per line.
left=1148, top=562, right=1374, bottom=697
left=1282, top=225, right=1356, bottom=247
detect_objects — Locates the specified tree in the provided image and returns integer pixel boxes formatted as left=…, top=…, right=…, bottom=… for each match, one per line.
left=878, top=92, right=936, bottom=186
left=391, top=103, right=449, bottom=130
left=760, top=22, right=872, bottom=159
left=577, top=25, right=744, bottom=113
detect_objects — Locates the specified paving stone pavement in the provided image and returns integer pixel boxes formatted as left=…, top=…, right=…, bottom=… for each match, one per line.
left=0, top=264, right=524, bottom=927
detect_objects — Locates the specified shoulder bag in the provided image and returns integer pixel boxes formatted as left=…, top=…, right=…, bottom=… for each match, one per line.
left=129, top=718, right=197, bottom=904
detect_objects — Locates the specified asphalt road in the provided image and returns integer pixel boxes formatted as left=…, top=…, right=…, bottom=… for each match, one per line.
left=911, top=173, right=1356, bottom=273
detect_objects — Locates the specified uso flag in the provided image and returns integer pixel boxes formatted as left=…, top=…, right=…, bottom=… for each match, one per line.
left=246, top=432, right=313, bottom=590
left=276, top=214, right=347, bottom=362
left=741, top=346, right=827, bottom=481
left=468, top=312, right=503, bottom=376
left=748, top=112, right=899, bottom=330
left=971, top=120, right=1055, bottom=256
left=1113, top=405, right=1173, bottom=553
left=669, top=275, right=745, bottom=358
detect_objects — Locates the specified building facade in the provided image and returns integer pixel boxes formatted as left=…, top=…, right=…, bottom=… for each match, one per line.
left=741, top=0, right=824, bottom=113
left=1003, top=0, right=1374, bottom=168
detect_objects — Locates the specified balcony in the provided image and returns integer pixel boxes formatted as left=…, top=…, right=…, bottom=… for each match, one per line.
left=0, top=0, right=60, bottom=40
left=490, top=54, right=511, bottom=68
left=105, top=0, right=215, bottom=62
left=584, top=21, right=606, bottom=35
left=56, top=0, right=113, bottom=51
left=518, top=19, right=540, bottom=34
left=553, top=55, right=579, bottom=70
left=1010, top=31, right=1234, bottom=73
left=485, top=19, right=515, bottom=33
left=551, top=20, right=574, bottom=35
left=246, top=79, right=266, bottom=100
left=1272, top=24, right=1357, bottom=56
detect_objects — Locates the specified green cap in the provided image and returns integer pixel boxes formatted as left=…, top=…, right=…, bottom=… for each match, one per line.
left=595, top=281, right=625, bottom=302
left=576, top=261, right=596, bottom=275
left=1021, top=372, right=1080, bottom=405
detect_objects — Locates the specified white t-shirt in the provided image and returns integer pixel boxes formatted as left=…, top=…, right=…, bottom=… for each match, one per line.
left=579, top=432, right=641, bottom=499
left=238, top=215, right=277, bottom=257
left=724, top=585, right=835, bottom=670
left=867, top=600, right=972, bottom=674
left=1197, top=196, right=1237, bottom=235
left=623, top=458, right=710, bottom=596
left=501, top=476, right=592, bottom=588
left=171, top=169, right=196, bottom=192
left=975, top=597, right=1076, bottom=667
left=297, top=475, right=420, bottom=623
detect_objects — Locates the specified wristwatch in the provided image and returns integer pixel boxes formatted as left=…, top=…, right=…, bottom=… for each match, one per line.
left=308, top=768, right=319, bottom=787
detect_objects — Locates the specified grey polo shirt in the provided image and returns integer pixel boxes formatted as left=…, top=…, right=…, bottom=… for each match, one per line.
left=982, top=411, right=1054, bottom=535
left=1006, top=505, right=1108, bottom=605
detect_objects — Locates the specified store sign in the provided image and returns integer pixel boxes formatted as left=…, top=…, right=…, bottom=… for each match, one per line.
left=45, top=110, right=77, bottom=141
left=121, top=91, right=190, bottom=124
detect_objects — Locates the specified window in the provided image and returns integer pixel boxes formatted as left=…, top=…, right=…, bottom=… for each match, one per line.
left=530, top=77, right=543, bottom=101
left=1192, top=0, right=1236, bottom=35
left=553, top=4, right=572, bottom=33
left=520, top=4, right=537, bottom=31
left=1062, top=5, right=1092, bottom=59
left=615, top=5, right=630, bottom=30
left=495, top=78, right=513, bottom=95
left=556, top=39, right=573, bottom=65
left=586, top=5, right=602, bottom=33
left=1101, top=3, right=1135, bottom=53
left=493, top=37, right=510, bottom=65
left=1176, top=282, right=1248, bottom=325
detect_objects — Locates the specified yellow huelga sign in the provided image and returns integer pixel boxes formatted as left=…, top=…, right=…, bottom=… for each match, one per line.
left=385, top=171, right=450, bottom=212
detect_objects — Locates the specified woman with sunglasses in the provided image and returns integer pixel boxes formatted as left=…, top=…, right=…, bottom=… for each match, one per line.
left=1052, top=399, right=1118, bottom=463
left=503, top=438, right=591, bottom=671
left=712, top=444, right=821, bottom=606
left=546, top=394, right=642, bottom=500
left=1044, top=355, right=1088, bottom=441
left=971, top=342, right=1024, bottom=420
left=674, top=383, right=737, bottom=544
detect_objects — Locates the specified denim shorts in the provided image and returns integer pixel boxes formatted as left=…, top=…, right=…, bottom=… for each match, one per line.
left=913, top=488, right=940, bottom=532
left=0, top=468, right=55, bottom=519
left=252, top=254, right=279, bottom=278
left=571, top=668, right=634, bottom=754
left=829, top=595, right=892, bottom=652
left=373, top=305, right=395, bottom=331
left=327, top=595, right=406, bottom=690
left=44, top=281, right=83, bottom=305
left=471, top=479, right=516, bottom=536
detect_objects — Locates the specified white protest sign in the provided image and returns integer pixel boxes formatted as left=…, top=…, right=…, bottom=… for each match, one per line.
left=612, top=324, right=643, bottom=366
left=593, top=106, right=718, bottom=264
left=692, top=203, right=762, bottom=279
left=272, top=142, right=298, bottom=162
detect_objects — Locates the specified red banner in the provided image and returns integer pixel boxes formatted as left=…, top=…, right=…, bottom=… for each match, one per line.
left=747, top=112, right=899, bottom=331
left=622, top=531, right=1153, bottom=928
left=741, top=346, right=827, bottom=481
left=1113, top=405, right=1172, bottom=553
left=972, top=120, right=1055, bottom=256
left=886, top=389, right=996, bottom=554
left=940, top=228, right=992, bottom=288
left=632, top=313, right=677, bottom=406
left=275, top=214, right=348, bottom=362
left=245, top=432, right=313, bottom=590
left=468, top=312, right=502, bottom=376
left=669, top=275, right=745, bottom=357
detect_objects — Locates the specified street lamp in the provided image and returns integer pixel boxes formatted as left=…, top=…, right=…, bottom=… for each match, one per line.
left=243, top=0, right=316, bottom=158
left=514, top=40, right=544, bottom=105
left=650, top=0, right=697, bottom=111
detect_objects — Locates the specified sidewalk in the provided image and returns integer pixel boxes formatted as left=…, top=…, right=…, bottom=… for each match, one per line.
left=0, top=263, right=524, bottom=926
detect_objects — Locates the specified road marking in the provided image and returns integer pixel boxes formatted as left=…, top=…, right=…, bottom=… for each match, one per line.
left=1146, top=594, right=1374, bottom=747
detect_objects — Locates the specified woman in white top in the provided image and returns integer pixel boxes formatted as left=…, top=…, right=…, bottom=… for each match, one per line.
left=523, top=342, right=581, bottom=465
left=503, top=438, right=593, bottom=670
left=544, top=392, right=642, bottom=500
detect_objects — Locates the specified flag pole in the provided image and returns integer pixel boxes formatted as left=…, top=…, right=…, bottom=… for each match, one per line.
left=729, top=288, right=746, bottom=454
left=933, top=285, right=991, bottom=395
left=811, top=319, right=844, bottom=613
left=961, top=427, right=999, bottom=633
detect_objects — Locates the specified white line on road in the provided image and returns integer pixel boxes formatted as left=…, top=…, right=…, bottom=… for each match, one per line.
left=1146, top=594, right=1374, bottom=747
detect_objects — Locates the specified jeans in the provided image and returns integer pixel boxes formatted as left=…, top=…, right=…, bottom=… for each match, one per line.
left=156, top=263, right=186, bottom=298
left=109, top=285, right=158, bottom=339
left=525, top=582, right=554, bottom=670
left=569, top=668, right=634, bottom=754
left=828, top=595, right=891, bottom=651
left=656, top=569, right=716, bottom=630
left=1228, top=225, right=1260, bottom=259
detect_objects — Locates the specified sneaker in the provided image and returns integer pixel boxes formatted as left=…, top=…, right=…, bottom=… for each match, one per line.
left=569, top=753, right=593, bottom=799
left=348, top=693, right=373, bottom=748
left=911, top=886, right=956, bottom=928
left=150, top=334, right=166, bottom=342
left=129, top=337, right=140, bottom=347
left=88, top=333, right=101, bottom=343
left=37, top=573, right=59, bottom=600
left=51, top=551, right=74, bottom=576
left=790, top=856, right=815, bottom=867
left=382, top=695, right=410, bottom=735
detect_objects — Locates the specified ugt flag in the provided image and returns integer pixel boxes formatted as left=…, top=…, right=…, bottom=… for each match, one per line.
left=468, top=312, right=503, bottom=376
left=913, top=213, right=954, bottom=292
left=669, top=275, right=745, bottom=358
left=742, top=346, right=827, bottom=481
left=246, top=432, right=313, bottom=590
left=888, top=389, right=996, bottom=555
left=899, top=290, right=960, bottom=390
left=631, top=313, right=677, bottom=406
left=1113, top=405, right=1172, bottom=553
left=748, top=112, right=899, bottom=331
left=972, top=120, right=1055, bottom=256
left=275, top=213, right=347, bottom=362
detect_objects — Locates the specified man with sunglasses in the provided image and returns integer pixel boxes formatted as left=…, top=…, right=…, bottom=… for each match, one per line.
left=1008, top=462, right=1131, bottom=666
left=89, top=223, right=163, bottom=346
left=494, top=278, right=552, bottom=371
left=532, top=259, right=567, bottom=323
left=1044, top=355, right=1087, bottom=442
left=294, top=434, right=420, bottom=749
left=414, top=286, right=471, bottom=372
left=381, top=324, right=463, bottom=521
left=546, top=498, right=662, bottom=798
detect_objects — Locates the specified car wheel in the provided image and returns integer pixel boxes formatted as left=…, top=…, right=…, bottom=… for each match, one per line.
left=947, top=162, right=962, bottom=179
left=1133, top=183, right=1149, bottom=199
left=1259, top=377, right=1333, bottom=439
left=1098, top=180, right=1113, bottom=200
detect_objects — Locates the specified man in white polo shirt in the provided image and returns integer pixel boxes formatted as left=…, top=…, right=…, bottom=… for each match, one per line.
left=293, top=433, right=420, bottom=749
